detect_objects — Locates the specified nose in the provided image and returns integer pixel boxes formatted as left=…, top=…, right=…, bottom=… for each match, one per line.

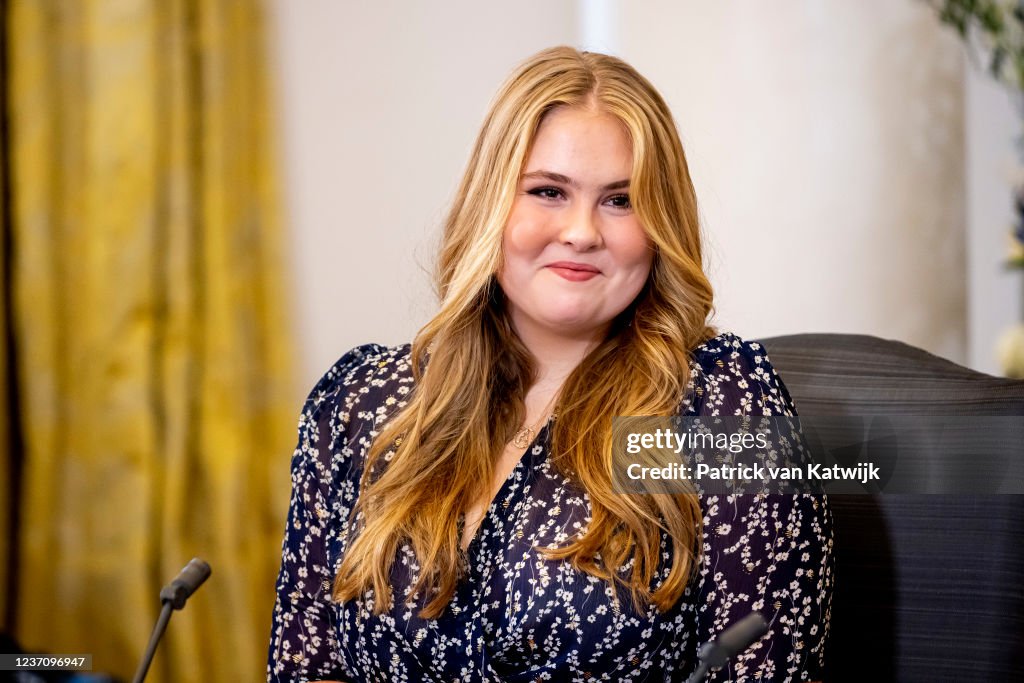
left=557, top=204, right=603, bottom=251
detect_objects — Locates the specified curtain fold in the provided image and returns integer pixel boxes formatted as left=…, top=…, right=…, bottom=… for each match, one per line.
left=7, top=1, right=295, bottom=680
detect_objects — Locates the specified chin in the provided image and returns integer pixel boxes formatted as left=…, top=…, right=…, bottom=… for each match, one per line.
left=538, top=312, right=609, bottom=338
left=539, top=297, right=601, bottom=323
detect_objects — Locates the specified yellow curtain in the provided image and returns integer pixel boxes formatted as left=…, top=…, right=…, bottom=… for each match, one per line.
left=1, top=14, right=10, bottom=629
left=7, top=1, right=295, bottom=680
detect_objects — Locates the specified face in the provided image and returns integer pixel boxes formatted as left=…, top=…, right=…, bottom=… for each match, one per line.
left=498, top=105, right=654, bottom=343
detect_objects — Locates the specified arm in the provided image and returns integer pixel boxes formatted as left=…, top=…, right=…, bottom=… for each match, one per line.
left=267, top=347, right=378, bottom=683
left=688, top=337, right=834, bottom=682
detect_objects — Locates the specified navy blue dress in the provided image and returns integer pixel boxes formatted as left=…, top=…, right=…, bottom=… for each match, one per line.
left=267, top=332, right=834, bottom=682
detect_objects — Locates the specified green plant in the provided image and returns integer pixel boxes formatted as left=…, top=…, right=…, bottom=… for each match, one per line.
left=933, top=1, right=1024, bottom=87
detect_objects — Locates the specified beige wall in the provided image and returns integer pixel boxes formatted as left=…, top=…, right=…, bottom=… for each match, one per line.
left=618, top=0, right=966, bottom=362
left=268, top=1, right=577, bottom=389
left=269, top=1, right=995, bottom=388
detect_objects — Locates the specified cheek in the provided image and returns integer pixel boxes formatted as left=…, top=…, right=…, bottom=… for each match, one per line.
left=499, top=210, right=540, bottom=289
left=501, top=206, right=556, bottom=287
left=502, top=204, right=550, bottom=256
left=610, top=222, right=655, bottom=277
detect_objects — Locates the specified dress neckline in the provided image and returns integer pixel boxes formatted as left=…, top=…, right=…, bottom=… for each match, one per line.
left=459, top=418, right=553, bottom=559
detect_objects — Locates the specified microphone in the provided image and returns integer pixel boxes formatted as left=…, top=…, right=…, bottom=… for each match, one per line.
left=131, top=558, right=212, bottom=683
left=159, top=558, right=212, bottom=609
left=685, top=611, right=769, bottom=683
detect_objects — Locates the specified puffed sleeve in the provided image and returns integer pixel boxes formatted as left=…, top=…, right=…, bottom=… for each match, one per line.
left=687, top=336, right=834, bottom=682
left=267, top=345, right=381, bottom=683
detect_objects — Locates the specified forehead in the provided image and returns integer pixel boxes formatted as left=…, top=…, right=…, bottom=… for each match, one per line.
left=524, top=106, right=633, bottom=177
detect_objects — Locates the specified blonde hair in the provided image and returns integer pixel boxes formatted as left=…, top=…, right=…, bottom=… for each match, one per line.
left=334, top=46, right=715, bottom=618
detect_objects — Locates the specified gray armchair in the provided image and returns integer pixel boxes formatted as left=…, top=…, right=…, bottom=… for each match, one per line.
left=760, top=333, right=1024, bottom=682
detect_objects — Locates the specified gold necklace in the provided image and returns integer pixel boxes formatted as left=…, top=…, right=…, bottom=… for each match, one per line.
left=510, top=392, right=559, bottom=448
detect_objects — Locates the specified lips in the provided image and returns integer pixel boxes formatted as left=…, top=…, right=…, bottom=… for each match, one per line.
left=546, top=261, right=601, bottom=282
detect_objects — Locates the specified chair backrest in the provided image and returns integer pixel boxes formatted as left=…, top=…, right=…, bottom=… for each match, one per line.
left=760, top=333, right=1024, bottom=683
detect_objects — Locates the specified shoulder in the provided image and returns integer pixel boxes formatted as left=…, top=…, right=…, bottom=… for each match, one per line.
left=683, top=331, right=797, bottom=416
left=689, top=331, right=773, bottom=377
left=290, top=342, right=414, bottom=495
left=300, top=342, right=415, bottom=429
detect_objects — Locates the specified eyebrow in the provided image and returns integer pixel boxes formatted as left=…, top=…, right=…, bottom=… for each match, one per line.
left=520, top=170, right=630, bottom=191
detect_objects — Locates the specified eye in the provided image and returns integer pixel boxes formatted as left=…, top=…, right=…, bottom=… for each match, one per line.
left=527, top=186, right=565, bottom=200
left=605, top=194, right=632, bottom=210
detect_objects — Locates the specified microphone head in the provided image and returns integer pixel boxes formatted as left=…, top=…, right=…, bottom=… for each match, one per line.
left=159, top=558, right=212, bottom=610
left=697, top=611, right=769, bottom=668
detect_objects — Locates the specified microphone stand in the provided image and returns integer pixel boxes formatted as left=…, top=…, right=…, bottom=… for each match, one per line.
left=132, top=603, right=173, bottom=683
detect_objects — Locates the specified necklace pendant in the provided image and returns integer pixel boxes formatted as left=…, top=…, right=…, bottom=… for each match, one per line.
left=512, top=427, right=534, bottom=448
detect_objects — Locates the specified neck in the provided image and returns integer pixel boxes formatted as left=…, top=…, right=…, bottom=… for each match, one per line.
left=512, top=317, right=605, bottom=392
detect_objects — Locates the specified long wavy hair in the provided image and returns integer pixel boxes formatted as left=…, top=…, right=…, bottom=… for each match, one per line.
left=333, top=46, right=716, bottom=618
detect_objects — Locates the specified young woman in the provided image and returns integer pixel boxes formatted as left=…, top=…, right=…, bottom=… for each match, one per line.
left=268, top=46, right=833, bottom=682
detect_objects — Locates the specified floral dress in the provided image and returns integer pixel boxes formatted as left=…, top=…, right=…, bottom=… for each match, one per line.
left=267, top=332, right=834, bottom=682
